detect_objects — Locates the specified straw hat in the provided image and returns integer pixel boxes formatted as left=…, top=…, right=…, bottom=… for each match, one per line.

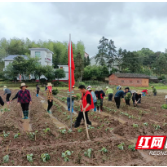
left=106, top=86, right=109, bottom=89
left=47, top=83, right=52, bottom=87
left=136, top=90, right=142, bottom=94
left=20, top=83, right=28, bottom=88
left=3, top=86, right=7, bottom=89
left=88, top=88, right=92, bottom=91
left=96, top=86, right=101, bottom=91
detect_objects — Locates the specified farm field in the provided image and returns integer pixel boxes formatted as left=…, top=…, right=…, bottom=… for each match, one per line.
left=0, top=88, right=167, bottom=165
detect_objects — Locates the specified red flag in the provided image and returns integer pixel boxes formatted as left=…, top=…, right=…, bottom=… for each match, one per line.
left=68, top=41, right=75, bottom=91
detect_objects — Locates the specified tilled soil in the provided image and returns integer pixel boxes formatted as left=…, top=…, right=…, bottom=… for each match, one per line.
left=0, top=89, right=167, bottom=165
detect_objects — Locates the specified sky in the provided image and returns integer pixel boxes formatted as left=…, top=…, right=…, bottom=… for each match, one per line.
left=0, top=2, right=167, bottom=57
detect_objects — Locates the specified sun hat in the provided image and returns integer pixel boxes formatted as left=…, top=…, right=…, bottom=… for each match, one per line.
left=87, top=85, right=92, bottom=90
left=136, top=90, right=142, bottom=94
left=47, top=83, right=52, bottom=87
left=20, top=83, right=28, bottom=88
left=106, top=86, right=109, bottom=89
left=3, top=86, right=7, bottom=89
left=96, top=86, right=101, bottom=91
left=88, top=88, right=92, bottom=91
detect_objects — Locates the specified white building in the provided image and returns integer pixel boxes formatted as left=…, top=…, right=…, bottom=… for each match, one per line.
left=29, top=48, right=53, bottom=66
left=56, top=65, right=68, bottom=81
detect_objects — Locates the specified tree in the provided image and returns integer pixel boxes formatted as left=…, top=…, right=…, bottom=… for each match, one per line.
left=75, top=52, right=84, bottom=82
left=54, top=68, right=66, bottom=81
left=12, top=56, right=27, bottom=80
left=43, top=65, right=55, bottom=81
left=4, top=63, right=18, bottom=80
left=34, top=65, right=46, bottom=81
left=121, top=51, right=142, bottom=73
left=84, top=56, right=90, bottom=67
left=106, top=39, right=117, bottom=69
left=95, top=36, right=108, bottom=66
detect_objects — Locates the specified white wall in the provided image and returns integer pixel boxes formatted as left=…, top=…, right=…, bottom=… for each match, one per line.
left=57, top=65, right=68, bottom=81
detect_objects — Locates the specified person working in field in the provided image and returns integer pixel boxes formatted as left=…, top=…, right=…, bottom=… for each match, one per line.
left=88, top=87, right=97, bottom=112
left=141, top=89, right=148, bottom=96
left=116, top=85, right=121, bottom=92
left=17, top=83, right=32, bottom=119
left=124, top=87, right=132, bottom=106
left=95, top=86, right=105, bottom=111
left=36, top=84, right=40, bottom=97
left=105, top=86, right=113, bottom=101
left=114, top=89, right=125, bottom=109
left=151, top=86, right=157, bottom=96
left=74, top=85, right=94, bottom=128
left=46, top=83, right=53, bottom=114
left=132, top=90, right=142, bottom=107
left=3, top=86, right=11, bottom=108
left=67, top=85, right=76, bottom=113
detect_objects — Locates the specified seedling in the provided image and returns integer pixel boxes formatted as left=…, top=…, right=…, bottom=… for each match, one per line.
left=84, top=148, right=92, bottom=158
left=105, top=127, right=113, bottom=132
left=27, top=131, right=38, bottom=140
left=88, top=126, right=94, bottom=129
left=41, top=153, right=50, bottom=162
left=3, top=155, right=9, bottom=163
left=99, top=147, right=108, bottom=153
left=133, top=124, right=138, bottom=128
left=66, top=115, right=70, bottom=120
left=62, top=150, right=73, bottom=162
left=68, top=129, right=72, bottom=133
left=143, top=122, right=148, bottom=126
left=78, top=128, right=83, bottom=133
left=91, top=112, right=95, bottom=116
left=59, top=129, right=66, bottom=134
left=118, top=143, right=125, bottom=150
left=27, top=154, right=33, bottom=162
left=43, top=128, right=50, bottom=133
left=63, top=112, right=67, bottom=115
left=3, top=131, right=10, bottom=138
left=14, top=133, right=20, bottom=139
left=155, top=125, right=161, bottom=130
left=128, top=145, right=136, bottom=151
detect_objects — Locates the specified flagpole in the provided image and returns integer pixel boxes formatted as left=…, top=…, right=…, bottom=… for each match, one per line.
left=69, top=34, right=73, bottom=129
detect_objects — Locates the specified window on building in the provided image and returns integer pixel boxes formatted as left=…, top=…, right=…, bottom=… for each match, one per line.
left=137, top=80, right=140, bottom=83
left=121, top=80, right=124, bottom=83
left=60, top=67, right=63, bottom=69
left=35, top=51, right=41, bottom=58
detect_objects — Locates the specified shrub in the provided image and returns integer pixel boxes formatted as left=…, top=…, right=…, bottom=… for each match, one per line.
left=75, top=93, right=81, bottom=100
left=161, top=104, right=167, bottom=109
left=78, top=82, right=85, bottom=86
left=52, top=89, right=59, bottom=95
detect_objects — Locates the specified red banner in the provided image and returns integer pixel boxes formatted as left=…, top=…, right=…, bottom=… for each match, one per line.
left=68, top=42, right=75, bottom=91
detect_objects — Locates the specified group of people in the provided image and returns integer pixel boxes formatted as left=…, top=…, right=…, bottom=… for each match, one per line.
left=0, top=82, right=158, bottom=129
left=0, top=82, right=54, bottom=119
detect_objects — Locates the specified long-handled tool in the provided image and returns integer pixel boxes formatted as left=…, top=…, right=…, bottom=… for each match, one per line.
left=82, top=104, right=90, bottom=140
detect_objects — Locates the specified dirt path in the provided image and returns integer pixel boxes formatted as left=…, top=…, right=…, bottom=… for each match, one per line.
left=36, top=92, right=68, bottom=129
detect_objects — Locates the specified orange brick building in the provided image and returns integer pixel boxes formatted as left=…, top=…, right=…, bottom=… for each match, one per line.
left=107, top=73, right=150, bottom=87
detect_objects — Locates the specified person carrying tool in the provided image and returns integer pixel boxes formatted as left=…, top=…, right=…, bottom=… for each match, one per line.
left=88, top=87, right=97, bottom=112
left=141, top=89, right=148, bottom=96
left=151, top=86, right=157, bottom=96
left=124, top=87, right=132, bottom=105
left=95, top=86, right=105, bottom=111
left=47, top=83, right=53, bottom=114
left=114, top=89, right=125, bottom=109
left=74, top=85, right=94, bottom=128
left=36, top=84, right=40, bottom=97
left=105, top=86, right=113, bottom=101
left=3, top=86, right=11, bottom=108
left=17, top=83, right=32, bottom=119
left=67, top=85, right=76, bottom=113
left=132, top=90, right=142, bottom=107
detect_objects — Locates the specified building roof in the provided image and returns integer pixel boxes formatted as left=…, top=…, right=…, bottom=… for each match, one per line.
left=112, top=73, right=150, bottom=79
left=4, top=55, right=27, bottom=61
left=29, top=48, right=54, bottom=54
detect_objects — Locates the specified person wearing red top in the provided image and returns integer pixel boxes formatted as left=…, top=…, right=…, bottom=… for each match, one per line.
left=74, top=85, right=94, bottom=128
left=142, top=89, right=148, bottom=96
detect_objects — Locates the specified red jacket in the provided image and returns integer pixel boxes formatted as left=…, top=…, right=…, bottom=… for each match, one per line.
left=142, top=90, right=148, bottom=94
left=81, top=91, right=94, bottom=112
